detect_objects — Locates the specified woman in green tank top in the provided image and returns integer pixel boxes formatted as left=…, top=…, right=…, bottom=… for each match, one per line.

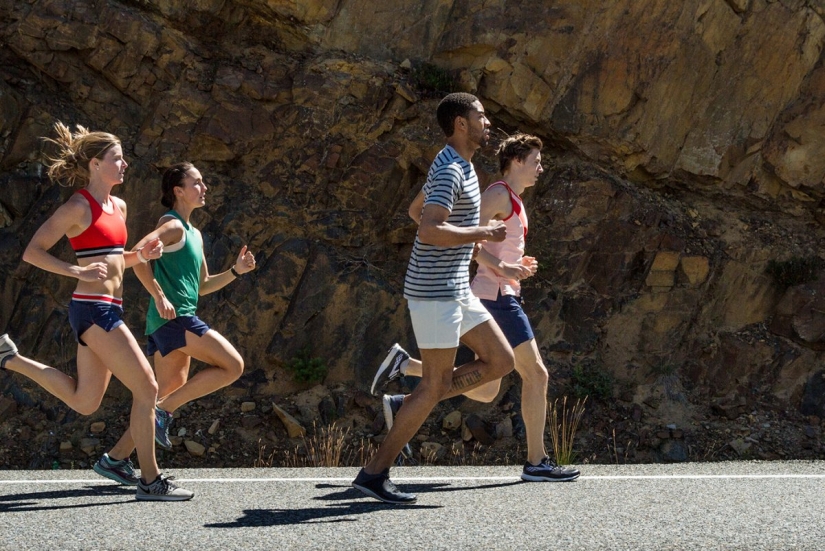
left=95, top=162, right=256, bottom=473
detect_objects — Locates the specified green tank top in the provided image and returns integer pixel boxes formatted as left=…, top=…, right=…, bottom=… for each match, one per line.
left=145, top=210, right=203, bottom=335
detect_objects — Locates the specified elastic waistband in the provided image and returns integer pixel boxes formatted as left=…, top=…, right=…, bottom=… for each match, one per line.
left=71, top=293, right=124, bottom=307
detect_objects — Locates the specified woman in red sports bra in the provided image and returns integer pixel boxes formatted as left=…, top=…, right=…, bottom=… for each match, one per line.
left=0, top=122, right=192, bottom=501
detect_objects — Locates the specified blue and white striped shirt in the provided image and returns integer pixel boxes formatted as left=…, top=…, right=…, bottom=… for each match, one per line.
left=404, top=145, right=480, bottom=300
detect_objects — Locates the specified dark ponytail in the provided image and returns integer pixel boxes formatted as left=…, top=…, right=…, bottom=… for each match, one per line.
left=160, top=162, right=194, bottom=209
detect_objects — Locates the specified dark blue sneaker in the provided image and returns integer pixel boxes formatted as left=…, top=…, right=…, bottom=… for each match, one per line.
left=93, top=453, right=139, bottom=486
left=521, top=456, right=580, bottom=482
left=155, top=406, right=173, bottom=450
left=371, top=344, right=410, bottom=395
left=382, top=394, right=413, bottom=461
left=352, top=468, right=416, bottom=504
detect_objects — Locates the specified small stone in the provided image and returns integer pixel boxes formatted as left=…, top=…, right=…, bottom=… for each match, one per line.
left=177, top=428, right=187, bottom=437
left=241, top=401, right=256, bottom=412
left=461, top=422, right=473, bottom=442
left=442, top=410, right=462, bottom=430
left=170, top=436, right=184, bottom=447
left=680, top=256, right=709, bottom=285
left=353, top=391, right=374, bottom=409
left=80, top=438, right=100, bottom=456
left=465, top=414, right=495, bottom=445
left=184, top=440, right=206, bottom=457
left=495, top=417, right=513, bottom=439
left=272, top=403, right=306, bottom=438
left=400, top=58, right=412, bottom=69
left=90, top=421, right=106, bottom=434
left=59, top=441, right=73, bottom=452
left=728, top=438, right=751, bottom=456
left=208, top=419, right=221, bottom=435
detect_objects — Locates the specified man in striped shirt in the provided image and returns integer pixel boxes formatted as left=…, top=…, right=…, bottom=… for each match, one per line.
left=353, top=93, right=515, bottom=504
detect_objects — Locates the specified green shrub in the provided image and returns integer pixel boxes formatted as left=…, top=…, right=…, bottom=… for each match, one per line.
left=410, top=62, right=457, bottom=96
left=766, top=256, right=824, bottom=290
left=571, top=362, right=613, bottom=400
left=287, top=346, right=328, bottom=383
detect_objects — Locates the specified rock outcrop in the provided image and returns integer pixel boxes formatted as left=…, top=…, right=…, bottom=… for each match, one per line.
left=2, top=0, right=825, bottom=467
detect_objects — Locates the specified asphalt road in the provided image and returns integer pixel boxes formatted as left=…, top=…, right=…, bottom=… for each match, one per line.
left=1, top=462, right=823, bottom=550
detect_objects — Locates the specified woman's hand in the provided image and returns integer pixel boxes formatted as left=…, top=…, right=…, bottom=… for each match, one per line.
left=234, top=245, right=256, bottom=275
left=76, top=262, right=108, bottom=282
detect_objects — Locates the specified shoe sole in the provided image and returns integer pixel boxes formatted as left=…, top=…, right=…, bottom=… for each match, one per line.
left=520, top=472, right=581, bottom=482
left=92, top=463, right=138, bottom=486
left=371, top=344, right=403, bottom=395
left=135, top=492, right=195, bottom=501
left=352, top=482, right=417, bottom=504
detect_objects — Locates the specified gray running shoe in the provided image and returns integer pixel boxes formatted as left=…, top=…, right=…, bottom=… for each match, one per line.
left=0, top=334, right=18, bottom=370
left=521, top=456, right=581, bottom=482
left=155, top=406, right=173, bottom=450
left=93, top=453, right=139, bottom=486
left=352, top=468, right=416, bottom=504
left=136, top=474, right=194, bottom=501
left=371, top=344, right=410, bottom=396
left=382, top=394, right=413, bottom=460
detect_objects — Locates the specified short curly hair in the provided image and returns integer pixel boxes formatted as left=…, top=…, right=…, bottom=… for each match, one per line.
left=497, top=133, right=543, bottom=173
left=436, top=93, right=480, bottom=137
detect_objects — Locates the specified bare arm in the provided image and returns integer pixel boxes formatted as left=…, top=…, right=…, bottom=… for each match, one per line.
left=22, top=199, right=108, bottom=281
left=475, top=185, right=534, bottom=279
left=408, top=189, right=425, bottom=224
left=418, top=203, right=506, bottom=247
left=199, top=244, right=256, bottom=296
left=132, top=218, right=185, bottom=319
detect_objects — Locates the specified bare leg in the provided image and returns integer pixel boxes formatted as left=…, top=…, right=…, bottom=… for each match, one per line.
left=365, top=320, right=513, bottom=474
left=4, top=347, right=111, bottom=415
left=158, top=330, right=243, bottom=412
left=81, top=325, right=160, bottom=482
left=402, top=357, right=501, bottom=402
left=513, top=339, right=549, bottom=464
left=108, top=329, right=243, bottom=459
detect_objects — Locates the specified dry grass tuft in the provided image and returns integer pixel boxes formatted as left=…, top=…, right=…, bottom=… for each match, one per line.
left=547, top=396, right=587, bottom=465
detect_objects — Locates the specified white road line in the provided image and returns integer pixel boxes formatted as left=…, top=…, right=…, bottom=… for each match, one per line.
left=1, top=473, right=825, bottom=484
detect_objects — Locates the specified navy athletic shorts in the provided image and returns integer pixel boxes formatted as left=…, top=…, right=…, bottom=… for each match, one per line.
left=68, top=300, right=125, bottom=346
left=479, top=292, right=534, bottom=349
left=147, top=315, right=211, bottom=357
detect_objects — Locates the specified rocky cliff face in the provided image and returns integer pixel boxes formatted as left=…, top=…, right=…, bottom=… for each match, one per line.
left=2, top=0, right=825, bottom=468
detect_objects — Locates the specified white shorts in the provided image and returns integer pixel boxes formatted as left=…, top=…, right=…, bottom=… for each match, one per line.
left=407, top=295, right=492, bottom=349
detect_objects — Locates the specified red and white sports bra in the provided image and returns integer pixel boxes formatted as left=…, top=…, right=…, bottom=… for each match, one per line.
left=68, top=189, right=127, bottom=259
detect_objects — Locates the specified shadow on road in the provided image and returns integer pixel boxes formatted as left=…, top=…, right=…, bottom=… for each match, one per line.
left=205, top=501, right=443, bottom=528
left=204, top=480, right=521, bottom=528
left=313, top=479, right=523, bottom=501
left=0, top=485, right=134, bottom=512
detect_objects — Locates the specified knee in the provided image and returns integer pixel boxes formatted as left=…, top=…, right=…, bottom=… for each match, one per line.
left=225, top=356, right=244, bottom=381
left=417, top=377, right=451, bottom=402
left=522, top=361, right=548, bottom=388
left=134, top=377, right=159, bottom=405
left=74, top=401, right=102, bottom=416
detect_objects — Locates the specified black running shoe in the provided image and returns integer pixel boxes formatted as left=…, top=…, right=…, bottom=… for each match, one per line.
left=155, top=406, right=173, bottom=450
left=382, top=394, right=413, bottom=460
left=352, top=468, right=417, bottom=504
left=93, top=453, right=139, bottom=486
left=371, top=344, right=410, bottom=395
left=521, top=456, right=581, bottom=482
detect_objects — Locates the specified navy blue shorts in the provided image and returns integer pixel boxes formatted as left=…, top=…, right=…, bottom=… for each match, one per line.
left=68, top=300, right=125, bottom=346
left=147, top=315, right=211, bottom=357
left=479, top=292, right=534, bottom=349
